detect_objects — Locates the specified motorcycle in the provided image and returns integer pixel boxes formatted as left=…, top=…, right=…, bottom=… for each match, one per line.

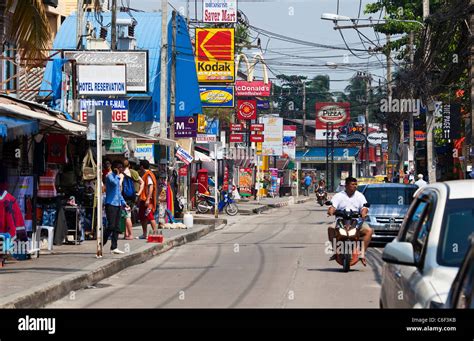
left=316, top=188, right=327, bottom=206
left=196, top=189, right=239, bottom=216
left=326, top=201, right=369, bottom=272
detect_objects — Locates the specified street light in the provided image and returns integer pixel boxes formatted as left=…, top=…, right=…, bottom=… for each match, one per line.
left=321, top=13, right=425, bottom=28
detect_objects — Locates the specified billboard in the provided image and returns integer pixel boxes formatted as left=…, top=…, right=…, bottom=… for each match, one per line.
left=315, top=102, right=351, bottom=129
left=199, top=85, right=234, bottom=107
left=196, top=28, right=234, bottom=82
left=80, top=99, right=128, bottom=123
left=175, top=116, right=197, bottom=138
left=65, top=50, right=148, bottom=92
left=282, top=125, right=296, bottom=159
left=261, top=116, right=283, bottom=156
left=235, top=81, right=272, bottom=97
left=203, top=0, right=237, bottom=23
left=77, top=65, right=126, bottom=96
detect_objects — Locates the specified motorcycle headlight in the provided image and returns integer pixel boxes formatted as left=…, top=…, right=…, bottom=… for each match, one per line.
left=339, top=229, right=347, bottom=236
left=348, top=229, right=357, bottom=237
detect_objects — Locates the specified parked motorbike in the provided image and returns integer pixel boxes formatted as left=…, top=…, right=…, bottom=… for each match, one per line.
left=196, top=189, right=239, bottom=216
left=326, top=201, right=369, bottom=272
left=316, top=188, right=327, bottom=206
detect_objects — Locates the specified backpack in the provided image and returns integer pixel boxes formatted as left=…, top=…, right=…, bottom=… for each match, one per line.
left=122, top=174, right=136, bottom=201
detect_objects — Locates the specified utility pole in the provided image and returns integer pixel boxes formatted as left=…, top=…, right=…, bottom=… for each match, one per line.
left=409, top=31, right=416, bottom=175
left=159, top=0, right=169, bottom=140
left=302, top=80, right=306, bottom=146
left=423, top=0, right=436, bottom=184
left=365, top=74, right=371, bottom=177
left=111, top=0, right=117, bottom=50
left=76, top=0, right=84, bottom=49
left=170, top=10, right=177, bottom=166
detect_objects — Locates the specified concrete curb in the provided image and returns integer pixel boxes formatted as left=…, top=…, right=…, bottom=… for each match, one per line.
left=0, top=221, right=227, bottom=309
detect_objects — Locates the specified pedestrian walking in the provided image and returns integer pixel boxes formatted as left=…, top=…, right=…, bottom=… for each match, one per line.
left=104, top=160, right=129, bottom=254
left=137, top=160, right=158, bottom=239
left=303, top=173, right=312, bottom=196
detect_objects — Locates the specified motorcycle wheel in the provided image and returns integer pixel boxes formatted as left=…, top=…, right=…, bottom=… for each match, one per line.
left=342, top=253, right=351, bottom=272
left=225, top=203, right=239, bottom=216
left=196, top=200, right=210, bottom=214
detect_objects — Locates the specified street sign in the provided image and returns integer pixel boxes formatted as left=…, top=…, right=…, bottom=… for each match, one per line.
left=229, top=134, right=244, bottom=142
left=230, top=123, right=243, bottom=131
left=237, top=100, right=257, bottom=120
left=250, top=134, right=264, bottom=142
left=176, top=146, right=194, bottom=165
left=250, top=124, right=264, bottom=132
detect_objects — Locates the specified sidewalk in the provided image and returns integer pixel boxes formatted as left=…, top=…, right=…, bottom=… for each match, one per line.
left=0, top=217, right=225, bottom=308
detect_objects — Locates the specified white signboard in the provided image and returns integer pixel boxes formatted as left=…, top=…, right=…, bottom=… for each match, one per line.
left=203, top=0, right=237, bottom=23
left=176, top=146, right=194, bottom=165
left=196, top=134, right=217, bottom=143
left=367, top=132, right=388, bottom=146
left=78, top=64, right=126, bottom=96
left=316, top=129, right=338, bottom=140
left=135, top=143, right=155, bottom=164
left=261, top=116, right=283, bottom=156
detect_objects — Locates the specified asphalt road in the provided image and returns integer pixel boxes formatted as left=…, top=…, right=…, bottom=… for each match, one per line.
left=47, top=201, right=384, bottom=308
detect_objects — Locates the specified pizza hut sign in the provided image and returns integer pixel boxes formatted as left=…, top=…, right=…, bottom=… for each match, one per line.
left=315, top=102, right=350, bottom=129
left=237, top=100, right=257, bottom=120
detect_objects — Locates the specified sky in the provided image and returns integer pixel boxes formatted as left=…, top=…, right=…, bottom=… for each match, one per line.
left=123, top=0, right=398, bottom=93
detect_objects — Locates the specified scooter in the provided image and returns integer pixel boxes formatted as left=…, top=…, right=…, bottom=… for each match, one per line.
left=316, top=189, right=327, bottom=206
left=196, top=189, right=239, bottom=216
left=326, top=201, right=369, bottom=272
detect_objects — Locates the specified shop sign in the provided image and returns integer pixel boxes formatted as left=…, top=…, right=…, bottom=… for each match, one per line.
left=196, top=28, right=234, bottom=82
left=257, top=100, right=270, bottom=109
left=106, top=137, right=124, bottom=152
left=250, top=124, right=264, bottom=132
left=235, top=81, right=271, bottom=97
left=230, top=134, right=244, bottom=142
left=315, top=102, right=350, bottom=129
left=65, top=50, right=148, bottom=92
left=176, top=146, right=194, bottom=165
left=175, top=116, right=197, bottom=138
left=230, top=123, right=243, bottom=131
left=250, top=134, right=264, bottom=142
left=367, top=132, right=388, bottom=146
left=237, top=100, right=256, bottom=120
left=239, top=168, right=252, bottom=197
left=199, top=86, right=234, bottom=107
left=282, top=125, right=296, bottom=159
left=135, top=143, right=155, bottom=164
left=80, top=99, right=129, bottom=123
left=196, top=134, right=217, bottom=143
left=337, top=123, right=366, bottom=143
left=203, top=0, right=237, bottom=23
left=77, top=64, right=126, bottom=96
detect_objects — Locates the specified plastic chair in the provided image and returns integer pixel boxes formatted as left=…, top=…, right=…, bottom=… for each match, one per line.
left=37, top=226, right=54, bottom=251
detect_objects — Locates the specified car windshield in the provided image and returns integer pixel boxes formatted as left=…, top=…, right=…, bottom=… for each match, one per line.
left=438, top=199, right=474, bottom=267
left=363, top=186, right=416, bottom=206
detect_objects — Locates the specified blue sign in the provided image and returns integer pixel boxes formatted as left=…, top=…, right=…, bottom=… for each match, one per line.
left=257, top=100, right=270, bottom=110
left=175, top=116, right=197, bottom=138
left=80, top=99, right=128, bottom=110
left=205, top=118, right=219, bottom=135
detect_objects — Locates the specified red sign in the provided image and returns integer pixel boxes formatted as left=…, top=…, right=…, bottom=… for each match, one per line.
left=179, top=166, right=188, bottom=177
left=230, top=123, right=243, bottom=131
left=235, top=81, right=272, bottom=97
left=415, top=130, right=426, bottom=141
left=250, top=124, right=264, bottom=132
left=237, top=100, right=257, bottom=120
left=250, top=134, right=264, bottom=142
left=315, top=102, right=350, bottom=129
left=230, top=134, right=244, bottom=142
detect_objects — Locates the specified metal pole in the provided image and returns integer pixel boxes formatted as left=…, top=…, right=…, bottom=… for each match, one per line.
left=330, top=123, right=335, bottom=192
left=96, top=109, right=103, bottom=258
left=365, top=75, right=370, bottom=177
left=159, top=0, right=169, bottom=140
left=302, top=80, right=306, bottom=146
left=326, top=122, right=329, bottom=188
left=76, top=0, right=84, bottom=49
left=170, top=11, right=177, bottom=166
left=214, top=143, right=218, bottom=218
left=409, top=31, right=416, bottom=175
left=111, top=0, right=117, bottom=50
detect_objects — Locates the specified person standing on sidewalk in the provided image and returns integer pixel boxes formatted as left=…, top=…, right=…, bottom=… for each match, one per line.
left=120, top=159, right=144, bottom=240
left=137, top=160, right=158, bottom=239
left=104, top=160, right=129, bottom=254
left=303, top=173, right=312, bottom=196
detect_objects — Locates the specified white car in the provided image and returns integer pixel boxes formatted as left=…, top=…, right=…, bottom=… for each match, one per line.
left=380, top=180, right=474, bottom=308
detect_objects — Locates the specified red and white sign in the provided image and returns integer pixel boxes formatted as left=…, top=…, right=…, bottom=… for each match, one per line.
left=179, top=166, right=188, bottom=177
left=230, top=123, right=243, bottom=131
left=229, top=134, right=244, bottom=142
left=237, top=100, right=257, bottom=120
left=235, top=81, right=272, bottom=97
left=203, top=0, right=237, bottom=23
left=80, top=110, right=129, bottom=123
left=250, top=124, right=264, bottom=132
left=196, top=134, right=217, bottom=143
left=250, top=134, right=264, bottom=142
left=315, top=102, right=350, bottom=129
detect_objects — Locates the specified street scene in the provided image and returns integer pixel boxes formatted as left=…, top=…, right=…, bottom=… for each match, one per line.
left=0, top=0, right=473, bottom=335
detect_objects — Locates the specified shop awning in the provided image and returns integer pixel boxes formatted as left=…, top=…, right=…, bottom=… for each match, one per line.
left=0, top=116, right=39, bottom=141
left=113, top=127, right=177, bottom=147
left=296, top=147, right=359, bottom=161
left=0, top=103, right=86, bottom=134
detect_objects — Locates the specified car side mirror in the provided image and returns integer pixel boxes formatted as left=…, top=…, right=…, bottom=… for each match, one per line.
left=325, top=200, right=332, bottom=206
left=382, top=241, right=415, bottom=266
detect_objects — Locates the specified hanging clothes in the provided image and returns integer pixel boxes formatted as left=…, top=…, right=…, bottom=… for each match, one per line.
left=33, top=136, right=46, bottom=176
left=0, top=191, right=25, bottom=236
left=46, top=134, right=68, bottom=164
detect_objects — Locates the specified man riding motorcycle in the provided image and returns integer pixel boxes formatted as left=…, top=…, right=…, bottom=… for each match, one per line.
left=315, top=179, right=327, bottom=205
left=327, top=177, right=373, bottom=266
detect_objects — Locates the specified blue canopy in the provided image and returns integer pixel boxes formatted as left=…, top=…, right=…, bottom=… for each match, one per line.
left=0, top=116, right=38, bottom=141
left=40, top=11, right=202, bottom=122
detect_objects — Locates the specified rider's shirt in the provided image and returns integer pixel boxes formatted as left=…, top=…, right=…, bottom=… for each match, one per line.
left=331, top=190, right=367, bottom=213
